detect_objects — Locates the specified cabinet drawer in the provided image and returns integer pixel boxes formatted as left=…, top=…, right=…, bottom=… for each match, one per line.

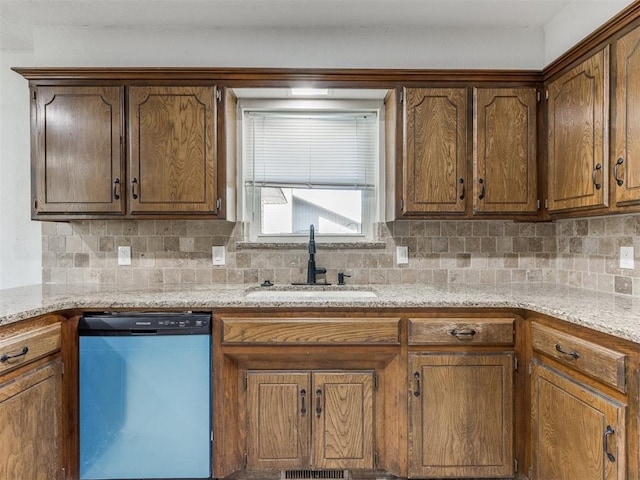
left=408, top=317, right=514, bottom=345
left=531, top=323, right=626, bottom=392
left=0, top=324, right=61, bottom=376
left=222, top=318, right=400, bottom=344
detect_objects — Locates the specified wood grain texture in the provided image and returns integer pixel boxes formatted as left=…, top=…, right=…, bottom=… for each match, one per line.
left=222, top=318, right=400, bottom=344
left=246, top=372, right=310, bottom=469
left=0, top=360, right=62, bottom=480
left=34, top=86, right=124, bottom=215
left=313, top=372, right=374, bottom=469
left=614, top=23, right=640, bottom=206
left=0, top=323, right=61, bottom=376
left=547, top=47, right=609, bottom=212
left=531, top=323, right=627, bottom=392
left=408, top=317, right=514, bottom=346
left=409, top=353, right=514, bottom=478
left=128, top=85, right=216, bottom=214
left=531, top=361, right=626, bottom=480
left=403, top=87, right=467, bottom=215
left=473, top=88, right=538, bottom=214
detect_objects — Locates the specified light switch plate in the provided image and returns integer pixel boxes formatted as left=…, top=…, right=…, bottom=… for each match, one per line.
left=117, top=246, right=131, bottom=266
left=396, top=246, right=409, bottom=265
left=620, top=246, right=634, bottom=269
left=212, top=246, right=226, bottom=265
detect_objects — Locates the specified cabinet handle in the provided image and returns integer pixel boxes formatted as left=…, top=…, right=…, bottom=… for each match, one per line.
left=555, top=343, right=580, bottom=360
left=300, top=389, right=307, bottom=416
left=113, top=178, right=121, bottom=200
left=614, top=158, right=624, bottom=187
left=459, top=178, right=465, bottom=200
left=478, top=178, right=485, bottom=200
left=413, top=371, right=421, bottom=397
left=592, top=163, right=602, bottom=190
left=315, top=389, right=322, bottom=417
left=450, top=328, right=477, bottom=339
left=131, top=178, right=139, bottom=199
left=0, top=346, right=29, bottom=363
left=604, top=425, right=616, bottom=462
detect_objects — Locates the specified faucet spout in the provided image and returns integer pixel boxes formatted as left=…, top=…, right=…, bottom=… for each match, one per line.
left=306, top=224, right=327, bottom=284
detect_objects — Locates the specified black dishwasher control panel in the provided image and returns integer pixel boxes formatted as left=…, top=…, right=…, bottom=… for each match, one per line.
left=79, top=312, right=211, bottom=336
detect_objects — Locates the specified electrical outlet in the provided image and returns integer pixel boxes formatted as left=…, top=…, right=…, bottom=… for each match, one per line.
left=212, top=246, right=226, bottom=266
left=117, top=246, right=131, bottom=266
left=396, top=246, right=409, bottom=265
left=620, top=246, right=634, bottom=269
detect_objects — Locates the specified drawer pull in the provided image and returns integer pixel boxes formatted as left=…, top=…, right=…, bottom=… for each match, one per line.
left=315, top=389, right=322, bottom=417
left=604, top=425, right=616, bottom=462
left=0, top=346, right=29, bottom=363
left=413, top=371, right=421, bottom=397
left=300, top=389, right=307, bottom=416
left=555, top=343, right=580, bottom=360
left=614, top=157, right=624, bottom=187
left=450, top=328, right=477, bottom=339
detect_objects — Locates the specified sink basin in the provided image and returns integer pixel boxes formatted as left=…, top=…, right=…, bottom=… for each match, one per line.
left=245, top=289, right=377, bottom=299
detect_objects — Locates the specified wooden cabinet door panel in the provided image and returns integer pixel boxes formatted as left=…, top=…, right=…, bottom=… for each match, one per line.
left=614, top=24, right=640, bottom=206
left=547, top=47, right=609, bottom=212
left=246, top=372, right=310, bottom=470
left=312, top=372, right=374, bottom=469
left=409, top=353, right=513, bottom=478
left=34, top=86, right=124, bottom=215
left=403, top=88, right=467, bottom=215
left=473, top=88, right=538, bottom=214
left=0, top=360, right=62, bottom=480
left=128, top=86, right=217, bottom=214
left=531, top=362, right=625, bottom=480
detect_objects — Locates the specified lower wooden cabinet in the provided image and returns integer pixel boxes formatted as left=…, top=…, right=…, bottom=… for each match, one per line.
left=409, top=353, right=514, bottom=478
left=246, top=370, right=375, bottom=471
left=531, top=361, right=626, bottom=480
left=0, top=360, right=63, bottom=480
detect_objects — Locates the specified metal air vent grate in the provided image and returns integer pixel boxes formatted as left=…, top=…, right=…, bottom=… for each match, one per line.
left=281, top=470, right=350, bottom=479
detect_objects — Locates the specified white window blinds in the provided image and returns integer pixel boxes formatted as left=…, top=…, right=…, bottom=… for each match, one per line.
left=244, top=111, right=377, bottom=189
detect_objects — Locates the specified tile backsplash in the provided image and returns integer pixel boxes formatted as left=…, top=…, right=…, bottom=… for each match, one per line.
left=41, top=214, right=640, bottom=296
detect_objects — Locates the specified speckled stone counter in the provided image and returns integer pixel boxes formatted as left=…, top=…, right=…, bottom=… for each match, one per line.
left=1, top=283, right=639, bottom=344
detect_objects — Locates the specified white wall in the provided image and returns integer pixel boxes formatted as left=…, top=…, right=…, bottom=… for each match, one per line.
left=0, top=50, right=40, bottom=289
left=543, top=0, right=635, bottom=66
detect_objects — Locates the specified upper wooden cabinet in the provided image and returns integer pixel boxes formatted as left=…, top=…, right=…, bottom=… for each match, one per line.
left=32, top=86, right=125, bottom=217
left=613, top=24, right=640, bottom=207
left=128, top=86, right=217, bottom=215
left=29, top=82, right=223, bottom=220
left=473, top=88, right=538, bottom=214
left=546, top=47, right=609, bottom=213
left=402, top=87, right=468, bottom=215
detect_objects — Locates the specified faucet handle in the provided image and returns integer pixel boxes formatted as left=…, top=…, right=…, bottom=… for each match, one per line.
left=338, top=273, right=351, bottom=285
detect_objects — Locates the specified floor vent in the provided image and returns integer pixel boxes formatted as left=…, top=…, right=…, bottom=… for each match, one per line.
left=281, top=470, right=350, bottom=479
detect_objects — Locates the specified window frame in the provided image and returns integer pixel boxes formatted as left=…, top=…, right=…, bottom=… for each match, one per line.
left=237, top=98, right=386, bottom=244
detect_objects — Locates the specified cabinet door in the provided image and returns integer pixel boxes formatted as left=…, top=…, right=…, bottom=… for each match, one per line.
left=547, top=47, right=609, bottom=212
left=409, top=353, right=514, bottom=478
left=403, top=88, right=468, bottom=215
left=473, top=88, right=538, bottom=214
left=33, top=86, right=124, bottom=216
left=0, top=360, right=63, bottom=480
left=246, top=371, right=310, bottom=470
left=613, top=25, right=640, bottom=206
left=128, top=86, right=217, bottom=214
left=312, top=372, right=375, bottom=469
left=531, top=362, right=625, bottom=480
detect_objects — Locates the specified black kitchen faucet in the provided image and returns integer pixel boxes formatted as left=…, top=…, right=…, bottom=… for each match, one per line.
left=306, top=224, right=327, bottom=284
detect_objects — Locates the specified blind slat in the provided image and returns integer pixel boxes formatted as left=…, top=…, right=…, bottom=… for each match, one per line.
left=245, top=111, right=377, bottom=188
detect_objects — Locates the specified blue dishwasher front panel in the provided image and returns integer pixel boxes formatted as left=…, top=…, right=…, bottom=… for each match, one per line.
left=79, top=334, right=211, bottom=479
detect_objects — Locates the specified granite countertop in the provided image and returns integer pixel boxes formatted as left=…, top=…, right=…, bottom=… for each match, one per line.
left=1, top=282, right=639, bottom=344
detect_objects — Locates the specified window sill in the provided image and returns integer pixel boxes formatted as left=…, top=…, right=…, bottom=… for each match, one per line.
left=235, top=241, right=387, bottom=250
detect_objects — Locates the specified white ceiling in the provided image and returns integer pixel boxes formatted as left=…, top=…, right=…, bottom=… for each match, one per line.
left=0, top=0, right=635, bottom=51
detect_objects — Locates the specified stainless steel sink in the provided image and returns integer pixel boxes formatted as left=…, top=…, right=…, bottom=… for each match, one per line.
left=245, top=288, right=377, bottom=299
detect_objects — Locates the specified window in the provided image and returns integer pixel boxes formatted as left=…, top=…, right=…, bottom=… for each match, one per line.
left=241, top=103, right=382, bottom=242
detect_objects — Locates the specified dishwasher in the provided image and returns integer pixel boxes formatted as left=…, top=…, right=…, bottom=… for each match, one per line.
left=78, top=312, right=212, bottom=480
